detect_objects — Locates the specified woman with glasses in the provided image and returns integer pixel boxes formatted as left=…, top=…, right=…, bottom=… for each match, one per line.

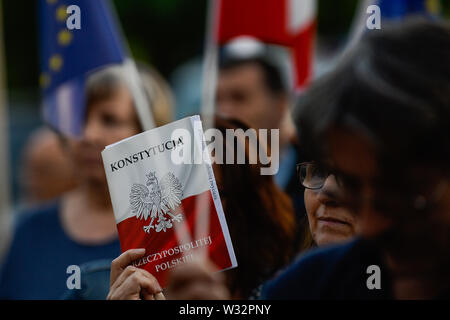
left=263, top=18, right=450, bottom=299
left=298, top=162, right=359, bottom=247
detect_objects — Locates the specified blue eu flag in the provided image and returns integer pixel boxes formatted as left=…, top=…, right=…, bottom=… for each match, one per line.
left=39, top=0, right=127, bottom=137
left=377, top=0, right=441, bottom=19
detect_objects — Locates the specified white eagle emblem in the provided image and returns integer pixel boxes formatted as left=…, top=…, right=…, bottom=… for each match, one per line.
left=130, top=171, right=183, bottom=234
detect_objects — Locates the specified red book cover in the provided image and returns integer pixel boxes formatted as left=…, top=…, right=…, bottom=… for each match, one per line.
left=102, top=116, right=237, bottom=287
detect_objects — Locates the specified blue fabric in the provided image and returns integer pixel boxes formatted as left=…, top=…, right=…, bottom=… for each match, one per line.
left=260, top=238, right=392, bottom=299
left=39, top=0, right=127, bottom=137
left=0, top=202, right=121, bottom=300
left=61, top=259, right=113, bottom=300
left=378, top=0, right=441, bottom=19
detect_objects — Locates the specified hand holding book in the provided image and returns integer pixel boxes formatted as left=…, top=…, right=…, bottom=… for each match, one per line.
left=101, top=116, right=237, bottom=288
left=107, top=248, right=165, bottom=300
left=107, top=247, right=230, bottom=300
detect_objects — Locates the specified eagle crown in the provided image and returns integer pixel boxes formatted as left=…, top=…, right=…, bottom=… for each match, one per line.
left=146, top=172, right=158, bottom=187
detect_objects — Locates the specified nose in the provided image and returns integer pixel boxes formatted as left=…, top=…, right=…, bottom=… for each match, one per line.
left=317, top=174, right=342, bottom=207
left=216, top=102, right=234, bottom=119
left=216, top=93, right=239, bottom=119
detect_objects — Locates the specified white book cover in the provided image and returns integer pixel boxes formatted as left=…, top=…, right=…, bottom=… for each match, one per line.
left=101, top=115, right=237, bottom=287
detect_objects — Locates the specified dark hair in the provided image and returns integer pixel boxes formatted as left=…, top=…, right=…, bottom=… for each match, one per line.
left=213, top=116, right=297, bottom=299
left=296, top=17, right=450, bottom=170
left=219, top=56, right=287, bottom=96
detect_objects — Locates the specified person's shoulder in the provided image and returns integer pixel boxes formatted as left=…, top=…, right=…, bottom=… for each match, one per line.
left=15, top=201, right=60, bottom=225
left=0, top=201, right=62, bottom=298
left=261, top=238, right=365, bottom=299
left=12, top=201, right=60, bottom=236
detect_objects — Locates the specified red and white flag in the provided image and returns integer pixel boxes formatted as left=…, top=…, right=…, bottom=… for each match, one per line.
left=102, top=116, right=237, bottom=287
left=216, top=0, right=317, bottom=91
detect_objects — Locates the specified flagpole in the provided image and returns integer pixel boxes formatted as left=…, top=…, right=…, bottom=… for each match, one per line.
left=122, top=58, right=156, bottom=131
left=193, top=0, right=220, bottom=259
left=105, top=0, right=156, bottom=131
left=339, top=0, right=375, bottom=57
left=200, top=0, right=220, bottom=131
left=0, top=0, right=12, bottom=261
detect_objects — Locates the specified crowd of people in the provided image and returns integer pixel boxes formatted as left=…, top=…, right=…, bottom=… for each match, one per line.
left=0, top=17, right=449, bottom=300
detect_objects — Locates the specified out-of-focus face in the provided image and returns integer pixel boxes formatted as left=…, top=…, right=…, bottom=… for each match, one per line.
left=326, top=128, right=394, bottom=239
left=305, top=174, right=358, bottom=246
left=326, top=127, right=450, bottom=261
left=216, top=63, right=285, bottom=130
left=23, top=129, right=78, bottom=203
left=68, top=85, right=140, bottom=184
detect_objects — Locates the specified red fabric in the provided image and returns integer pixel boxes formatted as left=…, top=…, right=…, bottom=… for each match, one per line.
left=217, top=0, right=290, bottom=45
left=217, top=0, right=316, bottom=90
left=116, top=190, right=232, bottom=287
left=291, top=20, right=316, bottom=90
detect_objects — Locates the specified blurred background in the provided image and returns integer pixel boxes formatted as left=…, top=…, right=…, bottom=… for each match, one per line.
left=1, top=0, right=450, bottom=209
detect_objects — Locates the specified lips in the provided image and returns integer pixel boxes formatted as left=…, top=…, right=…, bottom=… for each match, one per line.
left=314, top=205, right=354, bottom=228
left=317, top=216, right=351, bottom=226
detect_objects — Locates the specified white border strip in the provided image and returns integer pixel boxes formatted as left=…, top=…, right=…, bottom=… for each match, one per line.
left=190, top=115, right=238, bottom=268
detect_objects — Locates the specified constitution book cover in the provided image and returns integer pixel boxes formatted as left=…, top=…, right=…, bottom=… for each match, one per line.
left=101, top=115, right=237, bottom=287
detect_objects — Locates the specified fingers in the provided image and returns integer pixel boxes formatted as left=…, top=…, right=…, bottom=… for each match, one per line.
left=154, top=292, right=166, bottom=300
left=166, top=259, right=230, bottom=300
left=109, top=251, right=229, bottom=300
left=141, top=290, right=166, bottom=300
left=107, top=266, right=163, bottom=300
left=109, top=265, right=137, bottom=293
left=110, top=248, right=146, bottom=286
left=168, top=259, right=221, bottom=290
left=135, top=268, right=163, bottom=295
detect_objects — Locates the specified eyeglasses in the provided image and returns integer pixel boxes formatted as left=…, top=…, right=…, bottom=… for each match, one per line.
left=297, top=162, right=330, bottom=190
left=297, top=161, right=449, bottom=214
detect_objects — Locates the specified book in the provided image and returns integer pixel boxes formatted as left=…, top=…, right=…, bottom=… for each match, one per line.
left=101, top=115, right=237, bottom=287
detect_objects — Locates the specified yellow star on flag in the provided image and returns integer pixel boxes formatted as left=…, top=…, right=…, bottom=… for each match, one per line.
left=49, top=54, right=63, bottom=72
left=58, top=30, right=72, bottom=46
left=426, top=0, right=441, bottom=15
left=56, top=5, right=68, bottom=22
left=39, top=73, right=51, bottom=88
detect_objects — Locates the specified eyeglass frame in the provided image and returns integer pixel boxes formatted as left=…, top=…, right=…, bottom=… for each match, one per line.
left=296, top=161, right=331, bottom=190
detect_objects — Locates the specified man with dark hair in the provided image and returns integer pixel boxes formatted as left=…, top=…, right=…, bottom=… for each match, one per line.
left=262, top=17, right=450, bottom=299
left=217, top=43, right=307, bottom=246
left=218, top=56, right=287, bottom=131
